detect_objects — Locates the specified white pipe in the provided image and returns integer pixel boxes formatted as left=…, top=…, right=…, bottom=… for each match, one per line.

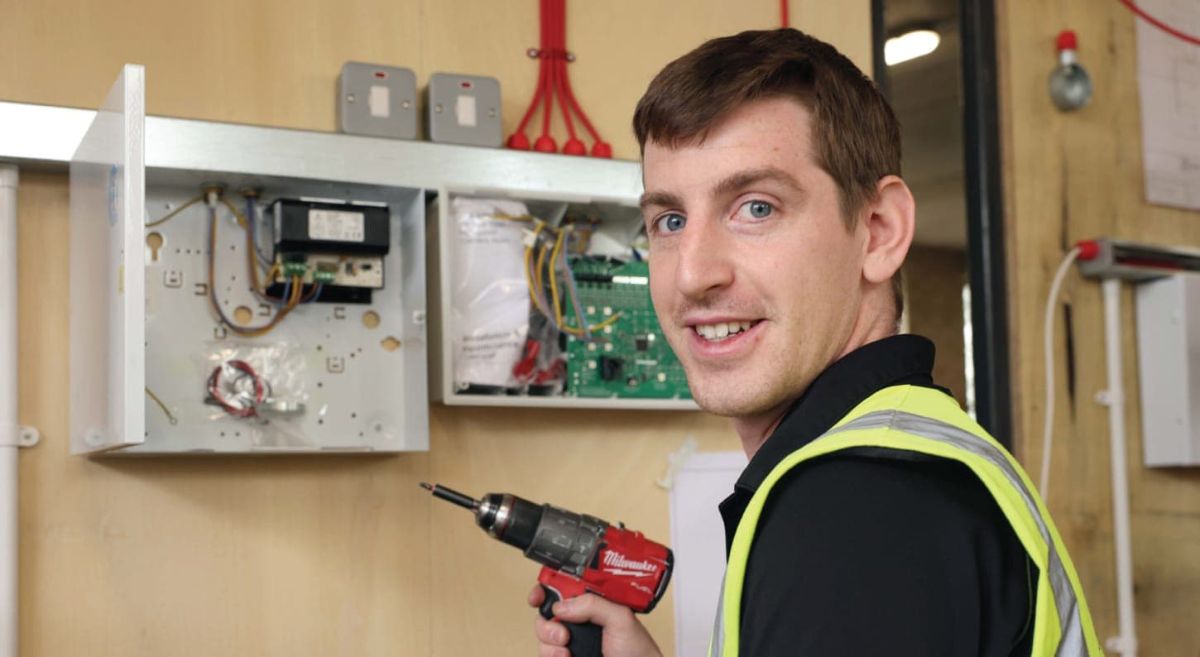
left=1101, top=278, right=1138, bottom=657
left=0, top=164, right=19, bottom=657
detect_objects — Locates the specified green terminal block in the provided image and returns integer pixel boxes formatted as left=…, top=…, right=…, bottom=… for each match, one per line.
left=313, top=261, right=338, bottom=284
left=282, top=261, right=308, bottom=279
left=564, top=258, right=691, bottom=399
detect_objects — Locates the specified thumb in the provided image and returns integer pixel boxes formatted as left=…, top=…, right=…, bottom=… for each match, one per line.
left=553, top=593, right=634, bottom=627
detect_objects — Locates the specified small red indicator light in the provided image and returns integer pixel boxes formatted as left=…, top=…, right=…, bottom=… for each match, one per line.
left=460, top=80, right=473, bottom=89
left=374, top=71, right=388, bottom=79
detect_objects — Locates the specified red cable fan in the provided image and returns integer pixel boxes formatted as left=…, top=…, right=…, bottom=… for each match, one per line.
left=507, top=0, right=611, bottom=157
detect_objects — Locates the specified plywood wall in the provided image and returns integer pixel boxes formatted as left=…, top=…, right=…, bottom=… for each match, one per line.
left=997, top=3, right=1200, bottom=653
left=905, top=246, right=968, bottom=406
left=4, top=1, right=870, bottom=655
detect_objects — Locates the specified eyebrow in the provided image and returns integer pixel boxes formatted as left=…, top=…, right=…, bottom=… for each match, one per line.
left=712, top=166, right=803, bottom=198
left=638, top=166, right=803, bottom=213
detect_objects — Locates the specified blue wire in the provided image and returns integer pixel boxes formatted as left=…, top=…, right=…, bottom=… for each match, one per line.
left=305, top=283, right=324, bottom=304
left=279, top=277, right=292, bottom=307
left=246, top=197, right=272, bottom=268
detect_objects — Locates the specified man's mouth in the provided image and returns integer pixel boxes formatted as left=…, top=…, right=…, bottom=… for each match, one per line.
left=691, top=320, right=762, bottom=342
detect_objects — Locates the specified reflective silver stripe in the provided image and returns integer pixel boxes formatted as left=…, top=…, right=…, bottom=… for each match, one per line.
left=827, top=410, right=1090, bottom=657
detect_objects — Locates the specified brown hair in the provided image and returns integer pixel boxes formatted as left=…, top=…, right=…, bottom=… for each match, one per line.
left=633, top=29, right=904, bottom=316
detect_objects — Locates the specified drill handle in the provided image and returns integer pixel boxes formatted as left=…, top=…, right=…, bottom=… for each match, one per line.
left=539, top=570, right=603, bottom=657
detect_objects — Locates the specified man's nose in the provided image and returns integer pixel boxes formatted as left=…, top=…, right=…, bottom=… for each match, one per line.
left=674, top=215, right=734, bottom=300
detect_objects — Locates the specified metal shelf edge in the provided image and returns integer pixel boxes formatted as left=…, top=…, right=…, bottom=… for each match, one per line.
left=0, top=101, right=643, bottom=199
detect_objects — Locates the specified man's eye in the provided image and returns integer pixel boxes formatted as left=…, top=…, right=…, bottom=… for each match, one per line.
left=739, top=200, right=774, bottom=220
left=657, top=213, right=686, bottom=234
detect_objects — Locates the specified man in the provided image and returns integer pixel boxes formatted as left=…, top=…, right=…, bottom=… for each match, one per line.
left=530, top=29, right=1101, bottom=657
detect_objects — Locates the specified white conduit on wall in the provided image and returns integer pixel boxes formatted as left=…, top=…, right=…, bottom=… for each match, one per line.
left=1102, top=278, right=1138, bottom=657
left=0, top=164, right=19, bottom=657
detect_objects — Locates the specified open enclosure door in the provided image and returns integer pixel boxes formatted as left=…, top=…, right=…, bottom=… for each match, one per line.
left=69, top=64, right=146, bottom=454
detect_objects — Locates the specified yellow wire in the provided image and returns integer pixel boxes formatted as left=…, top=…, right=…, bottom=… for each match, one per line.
left=145, top=196, right=203, bottom=228
left=144, top=387, right=179, bottom=425
left=524, top=223, right=545, bottom=307
left=549, top=228, right=567, bottom=327
left=589, top=312, right=621, bottom=332
left=491, top=213, right=535, bottom=223
left=219, top=197, right=250, bottom=229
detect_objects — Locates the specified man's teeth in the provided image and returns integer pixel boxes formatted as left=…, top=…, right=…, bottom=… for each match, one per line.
left=695, top=321, right=753, bottom=341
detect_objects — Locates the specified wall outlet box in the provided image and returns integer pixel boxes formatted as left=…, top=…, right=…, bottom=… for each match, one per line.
left=338, top=62, right=418, bottom=140
left=1135, top=273, right=1200, bottom=467
left=426, top=73, right=502, bottom=148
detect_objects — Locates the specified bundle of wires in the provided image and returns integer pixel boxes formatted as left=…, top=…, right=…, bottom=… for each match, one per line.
left=206, top=198, right=307, bottom=336
left=506, top=0, right=611, bottom=157
left=206, top=359, right=267, bottom=418
left=522, top=219, right=621, bottom=339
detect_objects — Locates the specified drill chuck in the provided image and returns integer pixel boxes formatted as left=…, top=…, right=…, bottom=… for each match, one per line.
left=420, top=483, right=606, bottom=576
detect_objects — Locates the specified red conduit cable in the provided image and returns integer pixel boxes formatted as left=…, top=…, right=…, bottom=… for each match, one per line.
left=554, top=45, right=578, bottom=140
left=509, top=0, right=609, bottom=155
left=514, top=50, right=547, bottom=136
left=520, top=0, right=550, bottom=134
left=551, top=0, right=576, bottom=139
left=533, top=0, right=557, bottom=151
left=560, top=58, right=600, bottom=142
left=539, top=0, right=554, bottom=138
left=1119, top=0, right=1200, bottom=47
left=508, top=0, right=551, bottom=148
left=555, top=0, right=607, bottom=153
left=780, top=0, right=789, bottom=28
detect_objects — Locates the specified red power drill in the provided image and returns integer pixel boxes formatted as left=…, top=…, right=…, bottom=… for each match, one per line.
left=421, top=483, right=674, bottom=657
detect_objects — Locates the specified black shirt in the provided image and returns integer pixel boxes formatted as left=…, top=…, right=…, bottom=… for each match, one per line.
left=719, top=335, right=1035, bottom=657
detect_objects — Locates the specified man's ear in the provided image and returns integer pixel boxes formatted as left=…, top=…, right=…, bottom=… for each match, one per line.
left=860, top=175, right=915, bottom=285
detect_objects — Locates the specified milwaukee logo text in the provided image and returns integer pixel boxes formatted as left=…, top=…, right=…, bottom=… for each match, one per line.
left=603, top=551, right=658, bottom=573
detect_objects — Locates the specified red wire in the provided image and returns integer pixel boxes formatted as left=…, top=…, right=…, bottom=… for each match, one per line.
left=515, top=0, right=551, bottom=136
left=552, top=0, right=577, bottom=140
left=1119, top=0, right=1200, bottom=47
left=560, top=59, right=600, bottom=141
left=556, top=0, right=602, bottom=143
left=540, top=0, right=552, bottom=138
left=207, top=360, right=265, bottom=418
left=780, top=0, right=789, bottom=28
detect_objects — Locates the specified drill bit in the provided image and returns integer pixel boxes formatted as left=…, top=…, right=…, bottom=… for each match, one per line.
left=420, top=482, right=480, bottom=511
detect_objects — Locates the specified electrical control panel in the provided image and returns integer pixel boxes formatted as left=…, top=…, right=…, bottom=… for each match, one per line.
left=426, top=73, right=503, bottom=148
left=136, top=179, right=426, bottom=454
left=429, top=188, right=695, bottom=410
left=338, top=62, right=419, bottom=140
left=564, top=258, right=690, bottom=399
left=68, top=65, right=429, bottom=455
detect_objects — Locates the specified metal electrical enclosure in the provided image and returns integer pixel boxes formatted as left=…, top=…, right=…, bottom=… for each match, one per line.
left=425, top=73, right=503, bottom=147
left=338, top=62, right=419, bottom=140
left=1135, top=273, right=1200, bottom=466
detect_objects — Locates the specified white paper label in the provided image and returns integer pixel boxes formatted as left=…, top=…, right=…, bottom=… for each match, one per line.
left=456, top=95, right=477, bottom=127
left=308, top=209, right=365, bottom=242
left=369, top=85, right=390, bottom=118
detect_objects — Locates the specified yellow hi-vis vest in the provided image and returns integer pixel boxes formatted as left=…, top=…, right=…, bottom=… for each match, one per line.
left=710, top=385, right=1102, bottom=657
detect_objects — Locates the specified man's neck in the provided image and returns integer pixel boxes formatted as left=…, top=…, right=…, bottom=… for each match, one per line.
left=732, top=310, right=897, bottom=460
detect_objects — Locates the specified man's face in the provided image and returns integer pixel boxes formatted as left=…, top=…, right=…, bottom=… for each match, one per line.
left=641, top=97, right=866, bottom=418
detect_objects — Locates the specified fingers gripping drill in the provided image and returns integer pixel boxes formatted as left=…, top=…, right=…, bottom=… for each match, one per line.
left=421, top=483, right=674, bottom=657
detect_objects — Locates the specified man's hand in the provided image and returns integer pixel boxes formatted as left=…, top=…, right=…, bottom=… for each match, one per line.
left=528, top=585, right=663, bottom=657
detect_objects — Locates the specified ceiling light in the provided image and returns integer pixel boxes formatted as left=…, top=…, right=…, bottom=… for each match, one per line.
left=885, top=29, right=941, bottom=66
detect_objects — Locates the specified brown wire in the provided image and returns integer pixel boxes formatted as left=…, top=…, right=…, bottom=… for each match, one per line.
left=207, top=203, right=302, bottom=337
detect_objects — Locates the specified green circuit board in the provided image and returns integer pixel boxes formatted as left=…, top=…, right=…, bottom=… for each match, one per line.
left=564, top=258, right=692, bottom=399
